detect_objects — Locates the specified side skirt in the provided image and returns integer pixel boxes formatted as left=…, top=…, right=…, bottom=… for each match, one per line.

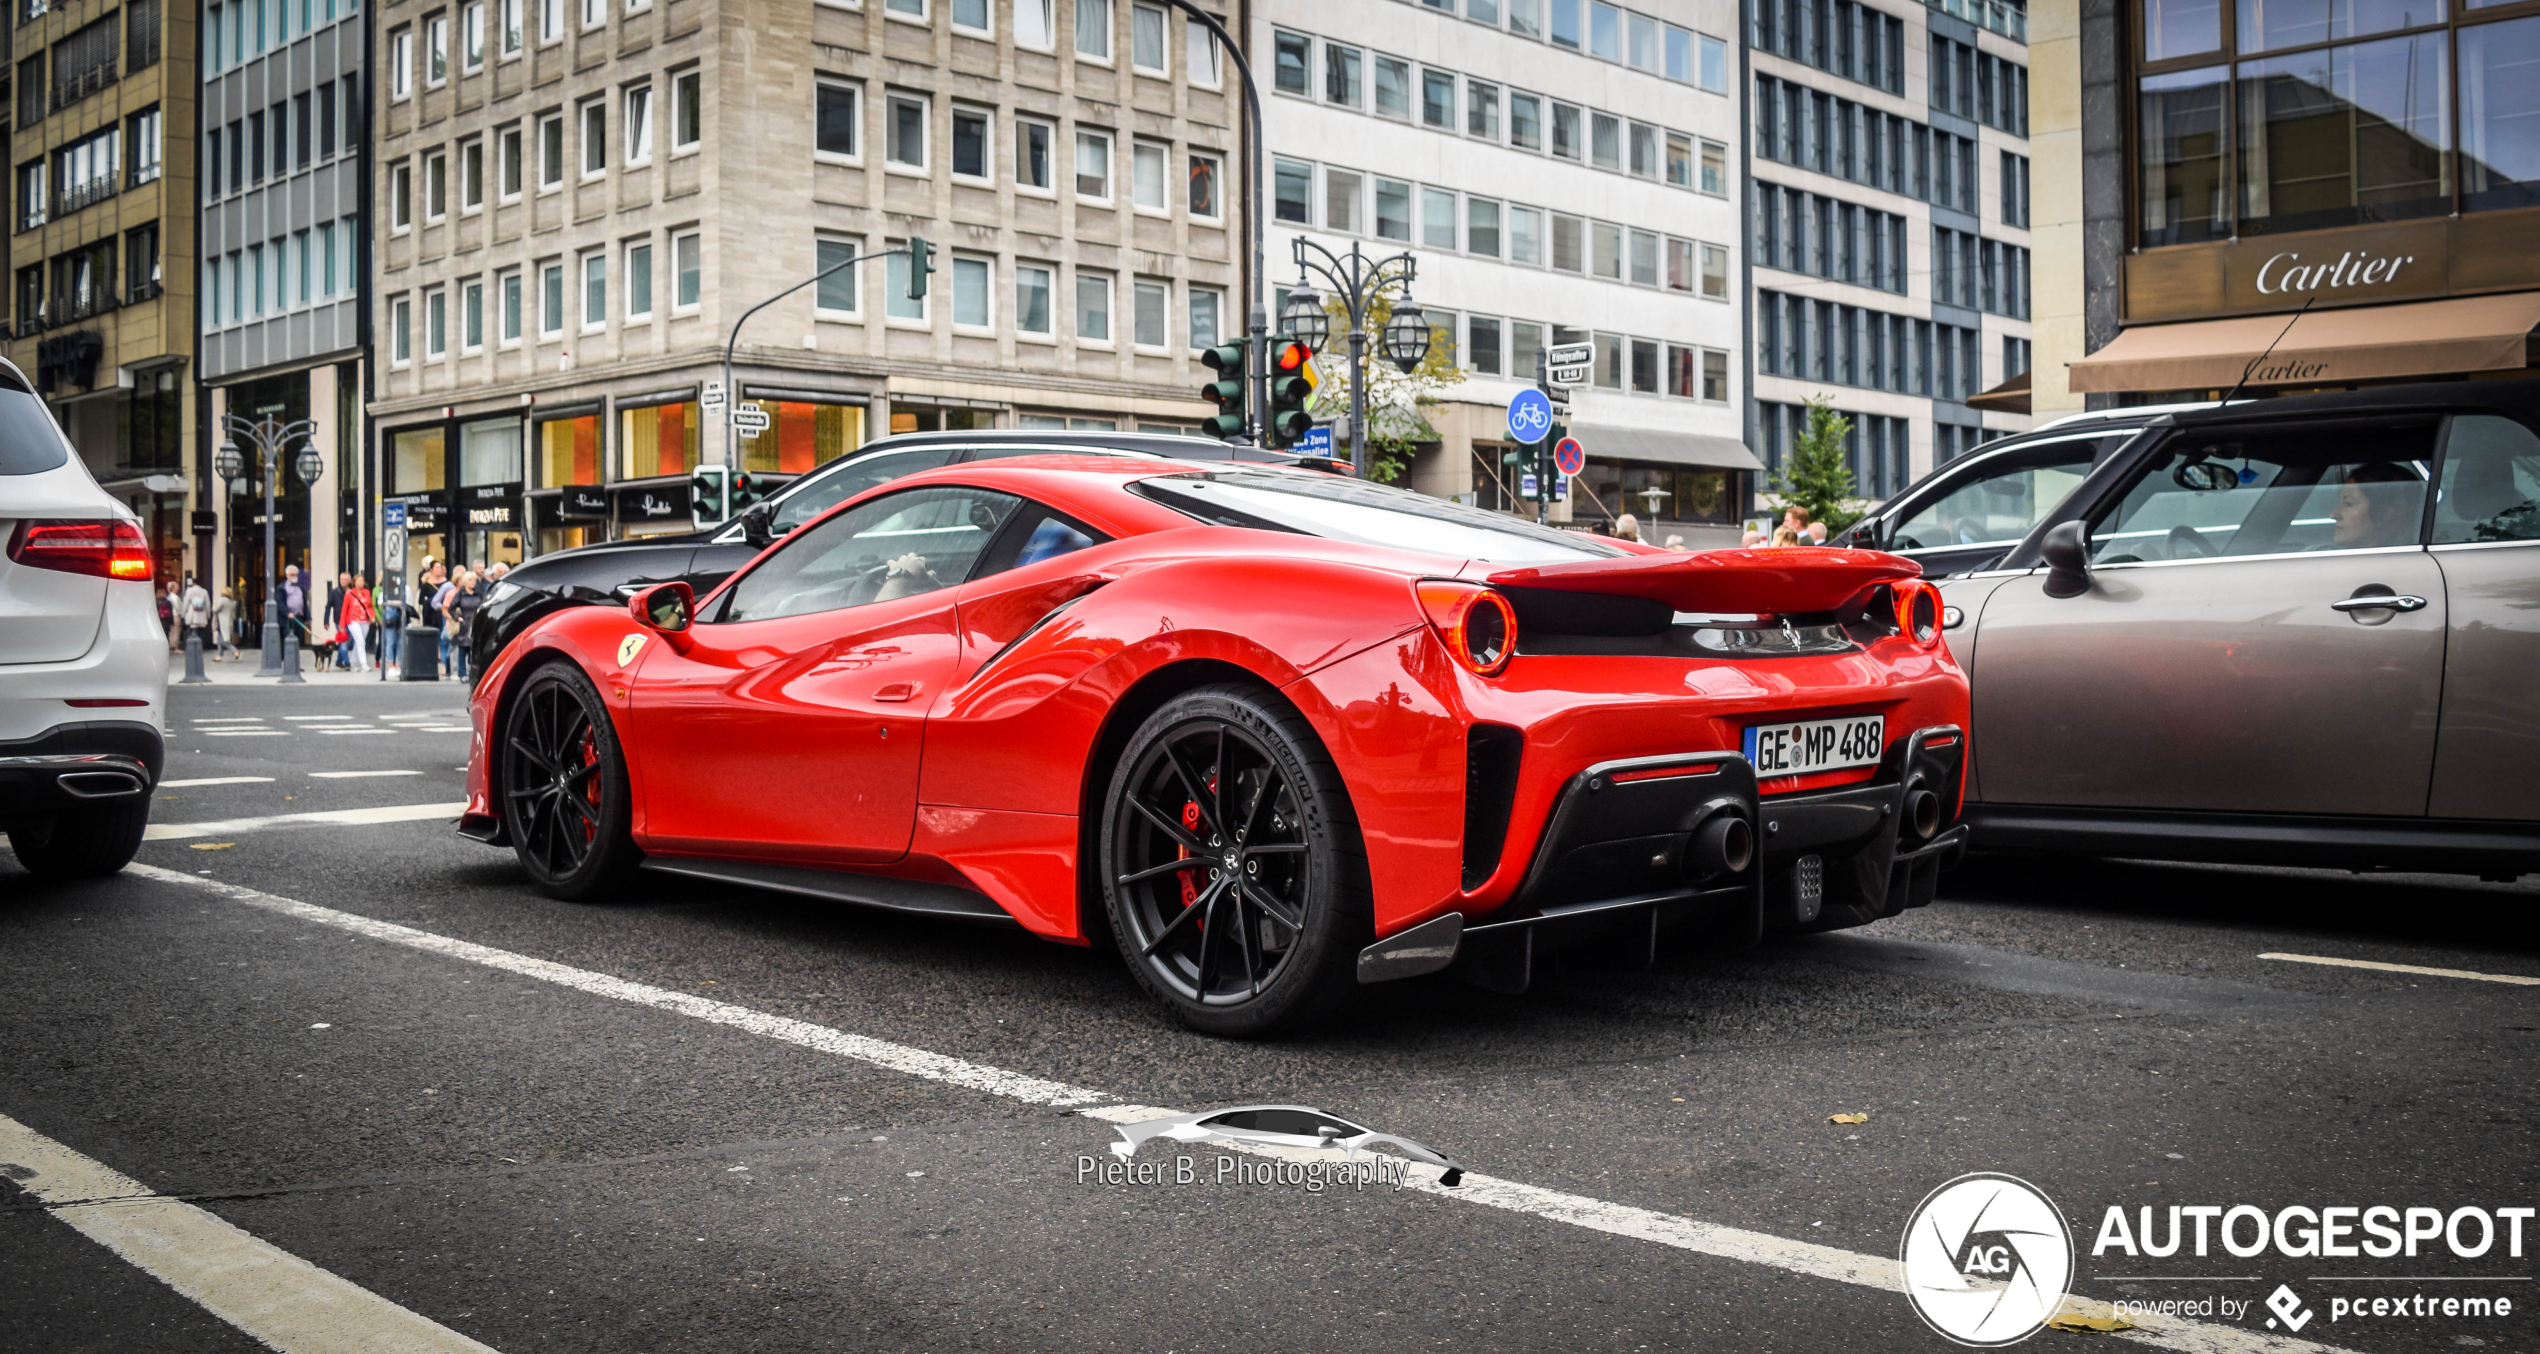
left=637, top=857, right=1025, bottom=925
left=1964, top=804, right=2540, bottom=879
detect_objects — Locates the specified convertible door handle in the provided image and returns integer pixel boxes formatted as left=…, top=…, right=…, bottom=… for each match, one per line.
left=2330, top=594, right=2428, bottom=613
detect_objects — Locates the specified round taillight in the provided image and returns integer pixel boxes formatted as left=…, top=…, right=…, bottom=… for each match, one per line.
left=1415, top=581, right=1518, bottom=676
left=1891, top=581, right=1943, bottom=647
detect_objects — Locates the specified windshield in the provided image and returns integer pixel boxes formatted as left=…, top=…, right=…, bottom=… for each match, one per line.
left=1131, top=471, right=1629, bottom=564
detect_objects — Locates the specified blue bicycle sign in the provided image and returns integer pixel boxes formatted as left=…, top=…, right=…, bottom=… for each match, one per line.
left=1506, top=389, right=1554, bottom=444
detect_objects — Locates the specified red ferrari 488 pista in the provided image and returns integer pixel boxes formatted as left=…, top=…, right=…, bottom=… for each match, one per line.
left=462, top=455, right=1968, bottom=1034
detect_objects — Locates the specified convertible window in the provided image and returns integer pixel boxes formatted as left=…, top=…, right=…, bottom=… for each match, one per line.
left=1131, top=470, right=1629, bottom=564
left=2089, top=424, right=2435, bottom=564
left=717, top=485, right=1020, bottom=622
left=2430, top=415, right=2540, bottom=544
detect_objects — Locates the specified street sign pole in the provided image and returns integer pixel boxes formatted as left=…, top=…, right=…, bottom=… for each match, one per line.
left=1534, top=347, right=1554, bottom=526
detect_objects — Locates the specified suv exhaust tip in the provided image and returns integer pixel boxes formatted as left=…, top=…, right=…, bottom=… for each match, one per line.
left=57, top=769, right=145, bottom=799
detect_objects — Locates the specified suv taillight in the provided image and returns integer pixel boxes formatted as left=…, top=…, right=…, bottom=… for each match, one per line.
left=7, top=519, right=153, bottom=581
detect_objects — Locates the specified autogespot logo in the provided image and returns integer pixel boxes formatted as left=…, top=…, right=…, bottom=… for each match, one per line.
left=1902, top=1173, right=2076, bottom=1346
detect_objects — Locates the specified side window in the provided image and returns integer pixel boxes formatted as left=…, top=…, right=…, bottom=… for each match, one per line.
left=2431, top=414, right=2540, bottom=545
left=1891, top=443, right=2097, bottom=552
left=719, top=486, right=1021, bottom=622
left=2088, top=425, right=2436, bottom=565
left=971, top=501, right=1109, bottom=581
left=771, top=447, right=957, bottom=533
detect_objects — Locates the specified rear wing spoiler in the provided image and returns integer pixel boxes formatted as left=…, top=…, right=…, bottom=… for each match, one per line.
left=1487, top=548, right=1923, bottom=615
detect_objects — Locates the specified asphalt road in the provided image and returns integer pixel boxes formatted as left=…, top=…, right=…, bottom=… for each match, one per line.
left=4, top=672, right=2535, bottom=1353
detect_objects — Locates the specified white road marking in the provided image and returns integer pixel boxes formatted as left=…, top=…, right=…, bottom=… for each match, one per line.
left=189, top=719, right=268, bottom=725
left=159, top=777, right=278, bottom=788
left=283, top=716, right=355, bottom=723
left=0, top=1111, right=501, bottom=1354
left=319, top=728, right=396, bottom=735
left=309, top=770, right=424, bottom=779
left=123, top=864, right=2354, bottom=1354
left=143, top=802, right=467, bottom=840
left=198, top=730, right=293, bottom=738
left=2259, top=952, right=2540, bottom=987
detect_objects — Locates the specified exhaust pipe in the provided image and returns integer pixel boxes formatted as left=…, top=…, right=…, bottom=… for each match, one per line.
left=1903, top=788, right=1942, bottom=840
left=1688, top=815, right=1754, bottom=879
left=57, top=770, right=145, bottom=799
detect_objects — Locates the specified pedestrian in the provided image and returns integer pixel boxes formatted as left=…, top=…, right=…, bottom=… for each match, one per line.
left=321, top=571, right=350, bottom=670
left=1662, top=534, right=1686, bottom=551
left=157, top=584, right=178, bottom=649
left=448, top=570, right=483, bottom=681
left=380, top=577, right=405, bottom=671
left=1779, top=504, right=1812, bottom=542
left=341, top=572, right=376, bottom=673
left=212, top=583, right=240, bottom=660
left=430, top=564, right=459, bottom=677
left=180, top=573, right=211, bottom=655
left=1806, top=522, right=1829, bottom=545
left=1613, top=512, right=1642, bottom=544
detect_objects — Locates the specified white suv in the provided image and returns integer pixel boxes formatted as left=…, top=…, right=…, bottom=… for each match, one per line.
left=0, top=361, right=166, bottom=877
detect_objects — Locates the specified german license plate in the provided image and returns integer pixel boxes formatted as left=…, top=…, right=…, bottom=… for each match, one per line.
left=1744, top=715, right=1885, bottom=776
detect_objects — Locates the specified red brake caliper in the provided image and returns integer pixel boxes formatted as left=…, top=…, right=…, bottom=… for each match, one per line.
left=577, top=729, right=602, bottom=842
left=1176, top=799, right=1203, bottom=911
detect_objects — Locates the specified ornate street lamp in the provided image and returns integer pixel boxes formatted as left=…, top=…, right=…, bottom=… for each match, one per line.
left=1381, top=301, right=1432, bottom=373
left=221, top=413, right=321, bottom=682
left=1279, top=287, right=1331, bottom=351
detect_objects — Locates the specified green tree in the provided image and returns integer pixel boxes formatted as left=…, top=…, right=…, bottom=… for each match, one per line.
left=1304, top=285, right=1465, bottom=485
left=1769, top=395, right=1861, bottom=533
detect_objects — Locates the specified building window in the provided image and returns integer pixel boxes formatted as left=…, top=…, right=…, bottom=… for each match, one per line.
left=542, top=0, right=563, bottom=41
left=1468, top=80, right=1500, bottom=140
left=125, top=223, right=159, bottom=302
left=624, top=241, right=652, bottom=318
left=390, top=161, right=412, bottom=229
left=581, top=100, right=607, bottom=175
left=953, top=255, right=992, bottom=328
left=1132, top=277, right=1167, bottom=347
left=501, top=0, right=524, bottom=53
left=582, top=252, right=605, bottom=329
left=425, top=152, right=448, bottom=219
left=1423, top=187, right=1458, bottom=249
left=674, top=70, right=702, bottom=151
left=1188, top=286, right=1220, bottom=348
left=1325, top=41, right=1362, bottom=107
left=428, top=13, right=449, bottom=83
left=499, top=125, right=524, bottom=198
left=1016, top=0, right=1054, bottom=49
left=463, top=279, right=485, bottom=351
left=1273, top=157, right=1311, bottom=223
left=1131, top=2, right=1166, bottom=74
left=1509, top=91, right=1541, bottom=149
left=1629, top=228, right=1658, bottom=285
left=1016, top=263, right=1053, bottom=335
left=1702, top=350, right=1728, bottom=401
left=540, top=113, right=565, bottom=188
left=1467, top=196, right=1501, bottom=257
left=1075, top=270, right=1111, bottom=343
left=426, top=289, right=448, bottom=357
left=129, top=108, right=164, bottom=186
left=541, top=262, right=565, bottom=336
left=1422, top=68, right=1454, bottom=127
left=952, top=0, right=989, bottom=35
left=1551, top=102, right=1582, bottom=160
left=392, top=295, right=413, bottom=364
left=1131, top=139, right=1166, bottom=210
left=624, top=85, right=654, bottom=165
left=1509, top=206, right=1542, bottom=264
left=392, top=27, right=414, bottom=97
left=1075, top=129, right=1111, bottom=199
left=1075, top=0, right=1111, bottom=61
left=813, top=235, right=861, bottom=315
left=1468, top=316, right=1502, bottom=375
left=1700, top=141, right=1726, bottom=195
left=1274, top=29, right=1308, bottom=95
left=952, top=107, right=991, bottom=180
left=674, top=232, right=701, bottom=310
left=499, top=269, right=522, bottom=342
left=1700, top=242, right=1728, bottom=299
left=1188, top=151, right=1220, bottom=218
left=1324, top=168, right=1361, bottom=233
left=1374, top=177, right=1411, bottom=241
left=1013, top=116, right=1054, bottom=191
left=887, top=94, right=927, bottom=169
left=463, top=0, right=485, bottom=69
left=461, top=139, right=485, bottom=211
left=817, top=82, right=859, bottom=159
left=1186, top=16, right=1221, bottom=86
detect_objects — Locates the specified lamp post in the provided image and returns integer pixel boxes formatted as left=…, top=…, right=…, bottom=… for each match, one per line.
left=1283, top=241, right=1429, bottom=473
left=216, top=414, right=322, bottom=683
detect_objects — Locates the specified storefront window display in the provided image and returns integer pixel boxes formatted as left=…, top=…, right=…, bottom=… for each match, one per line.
left=741, top=401, right=866, bottom=474
left=621, top=400, right=699, bottom=479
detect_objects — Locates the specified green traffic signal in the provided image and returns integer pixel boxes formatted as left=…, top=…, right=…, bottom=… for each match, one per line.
left=1199, top=339, right=1249, bottom=440
left=729, top=470, right=766, bottom=512
left=689, top=465, right=728, bottom=524
left=906, top=236, right=935, bottom=301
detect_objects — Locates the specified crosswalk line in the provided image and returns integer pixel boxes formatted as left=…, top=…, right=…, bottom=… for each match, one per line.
left=198, top=730, right=292, bottom=738
left=158, top=777, right=278, bottom=788
left=309, top=770, right=424, bottom=779
left=143, top=801, right=466, bottom=840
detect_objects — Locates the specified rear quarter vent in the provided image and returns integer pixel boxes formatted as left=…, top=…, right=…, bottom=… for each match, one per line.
left=1463, top=724, right=1524, bottom=890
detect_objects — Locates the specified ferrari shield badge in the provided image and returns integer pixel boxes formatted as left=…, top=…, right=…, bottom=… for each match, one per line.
left=617, top=632, right=648, bottom=666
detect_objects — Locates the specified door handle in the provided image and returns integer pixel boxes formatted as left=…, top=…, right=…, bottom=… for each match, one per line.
left=873, top=681, right=921, bottom=703
left=2330, top=594, right=2427, bottom=613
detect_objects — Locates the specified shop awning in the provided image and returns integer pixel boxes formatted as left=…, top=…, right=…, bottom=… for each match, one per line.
left=2068, top=292, right=2540, bottom=393
left=1567, top=424, right=1764, bottom=472
left=1966, top=369, right=2032, bottom=414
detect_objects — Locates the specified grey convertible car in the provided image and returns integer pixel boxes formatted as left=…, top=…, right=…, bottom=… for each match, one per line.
left=1915, top=378, right=2540, bottom=880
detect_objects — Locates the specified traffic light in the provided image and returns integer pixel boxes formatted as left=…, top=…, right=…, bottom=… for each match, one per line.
left=1264, top=335, right=1315, bottom=448
left=906, top=236, right=935, bottom=301
left=690, top=464, right=729, bottom=526
left=729, top=470, right=771, bottom=514
left=1199, top=339, right=1249, bottom=440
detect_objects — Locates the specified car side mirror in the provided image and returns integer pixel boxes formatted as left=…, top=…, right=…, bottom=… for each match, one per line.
left=2039, top=521, right=2091, bottom=599
left=741, top=501, right=774, bottom=548
left=628, top=580, right=695, bottom=634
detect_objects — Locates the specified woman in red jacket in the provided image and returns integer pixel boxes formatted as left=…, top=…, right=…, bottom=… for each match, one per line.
left=341, top=574, right=378, bottom=674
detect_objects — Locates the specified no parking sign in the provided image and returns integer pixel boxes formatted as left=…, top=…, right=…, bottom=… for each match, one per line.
left=1553, top=437, right=1585, bottom=478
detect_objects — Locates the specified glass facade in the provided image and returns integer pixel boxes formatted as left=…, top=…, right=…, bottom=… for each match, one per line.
left=2138, top=0, right=2540, bottom=243
left=739, top=401, right=867, bottom=475
left=619, top=400, right=699, bottom=479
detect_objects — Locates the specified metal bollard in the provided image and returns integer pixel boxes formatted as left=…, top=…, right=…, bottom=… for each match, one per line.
left=279, top=629, right=306, bottom=683
left=180, top=629, right=211, bottom=684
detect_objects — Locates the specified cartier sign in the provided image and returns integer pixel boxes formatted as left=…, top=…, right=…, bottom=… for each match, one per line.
left=2126, top=210, right=2540, bottom=324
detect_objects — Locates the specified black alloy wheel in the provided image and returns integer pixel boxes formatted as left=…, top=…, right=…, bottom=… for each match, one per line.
left=1101, top=684, right=1368, bottom=1036
left=502, top=663, right=638, bottom=898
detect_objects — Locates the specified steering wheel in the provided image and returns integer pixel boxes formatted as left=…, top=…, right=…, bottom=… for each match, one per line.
left=2165, top=524, right=2217, bottom=559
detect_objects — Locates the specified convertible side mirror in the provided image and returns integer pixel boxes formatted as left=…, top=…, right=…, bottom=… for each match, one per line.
left=628, top=580, right=695, bottom=635
left=2039, top=521, right=2092, bottom=599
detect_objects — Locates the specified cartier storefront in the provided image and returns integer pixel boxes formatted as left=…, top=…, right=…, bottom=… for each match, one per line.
left=2074, top=0, right=2540, bottom=397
